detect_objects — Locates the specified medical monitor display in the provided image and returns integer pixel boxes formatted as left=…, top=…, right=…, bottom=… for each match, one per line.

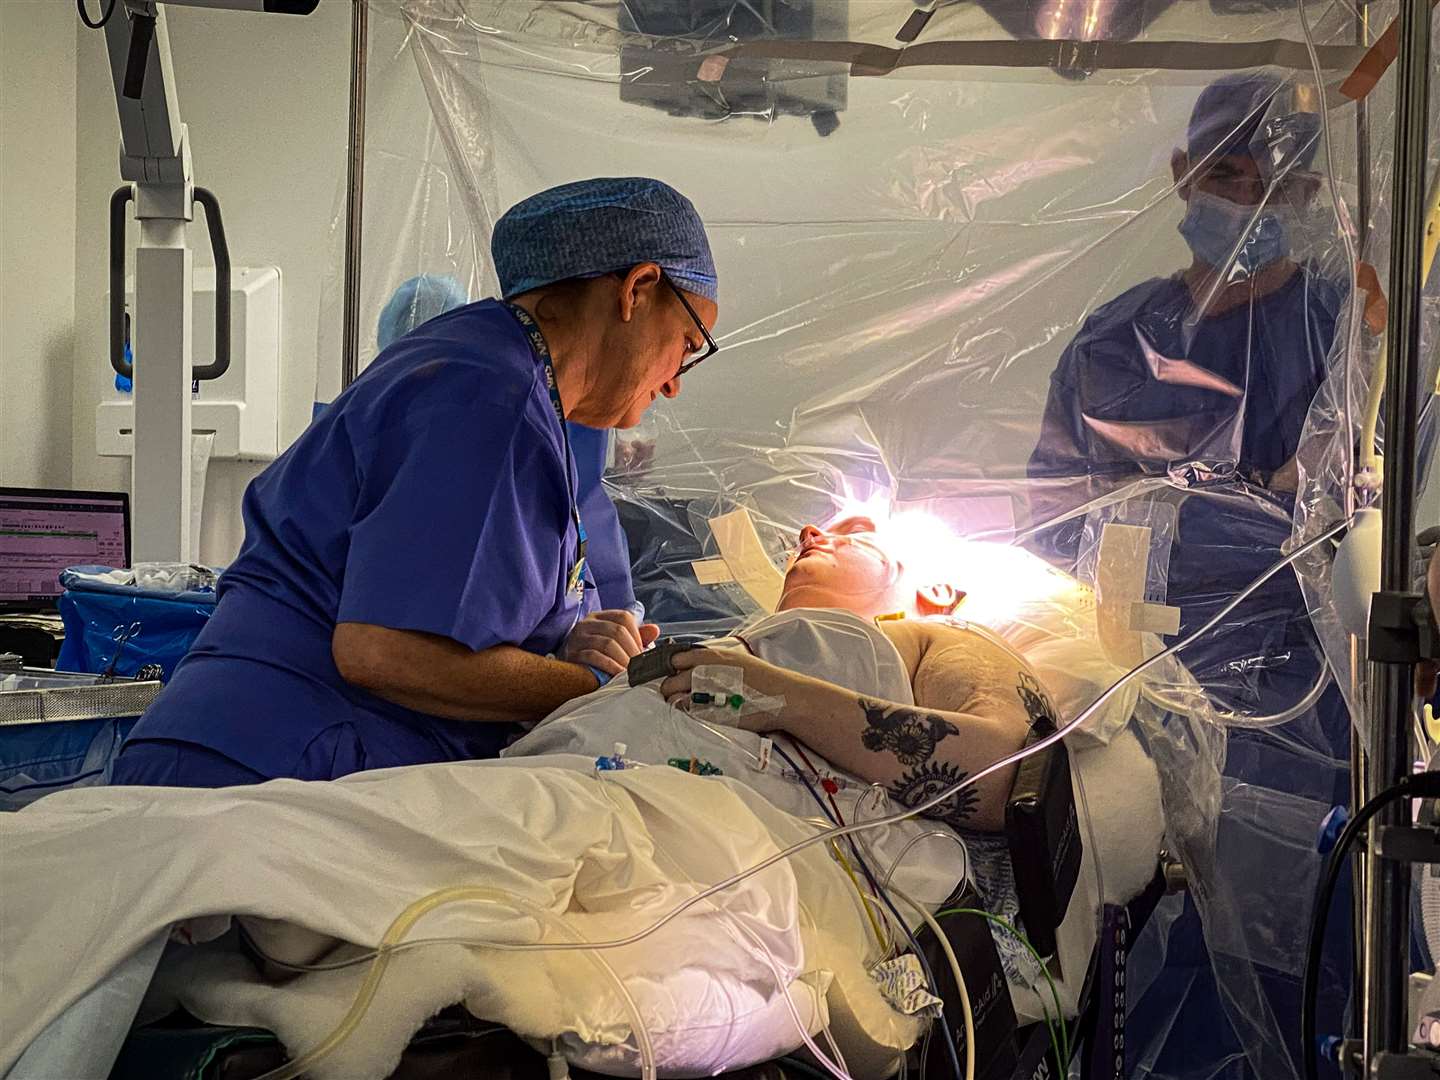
left=0, top=488, right=130, bottom=611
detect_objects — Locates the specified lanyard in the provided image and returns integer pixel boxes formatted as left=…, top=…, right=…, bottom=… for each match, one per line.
left=504, top=302, right=588, bottom=597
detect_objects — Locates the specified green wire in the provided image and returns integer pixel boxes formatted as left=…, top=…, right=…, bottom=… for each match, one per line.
left=935, top=907, right=1070, bottom=1074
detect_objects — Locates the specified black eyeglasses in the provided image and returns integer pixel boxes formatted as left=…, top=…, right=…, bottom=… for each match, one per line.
left=661, top=272, right=719, bottom=377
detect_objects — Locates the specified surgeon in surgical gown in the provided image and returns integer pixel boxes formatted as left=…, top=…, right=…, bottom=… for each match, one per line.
left=1029, top=70, right=1340, bottom=709
left=377, top=274, right=638, bottom=613
left=1028, top=70, right=1354, bottom=1077
left=111, top=177, right=719, bottom=788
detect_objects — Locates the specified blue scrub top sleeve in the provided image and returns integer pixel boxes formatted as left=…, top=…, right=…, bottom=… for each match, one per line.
left=338, top=401, right=570, bottom=653
left=1029, top=367, right=1087, bottom=479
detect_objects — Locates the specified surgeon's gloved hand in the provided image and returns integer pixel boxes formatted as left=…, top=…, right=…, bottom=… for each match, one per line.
left=561, top=610, right=661, bottom=682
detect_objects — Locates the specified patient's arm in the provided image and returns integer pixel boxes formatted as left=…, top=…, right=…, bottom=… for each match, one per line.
left=664, top=624, right=1039, bottom=831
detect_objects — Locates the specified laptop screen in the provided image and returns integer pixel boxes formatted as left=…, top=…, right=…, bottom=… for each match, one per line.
left=0, top=488, right=131, bottom=612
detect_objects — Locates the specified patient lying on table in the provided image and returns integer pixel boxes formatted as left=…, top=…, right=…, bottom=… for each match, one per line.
left=3, top=519, right=1163, bottom=1080
left=507, top=512, right=1163, bottom=1030
left=675, top=517, right=1053, bottom=831
left=509, top=513, right=1058, bottom=834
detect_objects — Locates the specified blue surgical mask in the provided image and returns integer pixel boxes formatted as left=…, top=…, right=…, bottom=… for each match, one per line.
left=1178, top=191, right=1291, bottom=276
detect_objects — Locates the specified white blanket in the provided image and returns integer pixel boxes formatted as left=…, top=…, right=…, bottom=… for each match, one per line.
left=1, top=757, right=919, bottom=1080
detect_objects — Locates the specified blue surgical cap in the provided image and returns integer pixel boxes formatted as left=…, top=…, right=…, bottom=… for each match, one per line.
left=1186, top=70, right=1320, bottom=175
left=491, top=177, right=718, bottom=303
left=377, top=274, right=470, bottom=351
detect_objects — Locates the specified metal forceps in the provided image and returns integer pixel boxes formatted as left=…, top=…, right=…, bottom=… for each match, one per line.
left=100, top=621, right=142, bottom=684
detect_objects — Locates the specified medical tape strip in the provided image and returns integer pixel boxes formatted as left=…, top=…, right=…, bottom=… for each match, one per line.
left=1130, top=601, right=1181, bottom=637
left=691, top=558, right=735, bottom=586
left=690, top=665, right=786, bottom=725
left=714, top=37, right=1367, bottom=78
left=708, top=510, right=785, bottom=612
left=1096, top=523, right=1160, bottom=670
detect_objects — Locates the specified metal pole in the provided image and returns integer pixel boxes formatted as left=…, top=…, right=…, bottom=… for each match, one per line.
left=1364, top=0, right=1432, bottom=1063
left=341, top=0, right=368, bottom=389
left=1352, top=716, right=1370, bottom=1040
left=1350, top=2, right=1372, bottom=1042
left=132, top=218, right=194, bottom=563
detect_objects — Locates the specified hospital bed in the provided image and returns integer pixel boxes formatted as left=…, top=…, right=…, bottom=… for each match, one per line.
left=94, top=761, right=1170, bottom=1080
left=0, top=683, right=1172, bottom=1080
left=1, top=515, right=1179, bottom=1080
left=100, top=919, right=1173, bottom=1080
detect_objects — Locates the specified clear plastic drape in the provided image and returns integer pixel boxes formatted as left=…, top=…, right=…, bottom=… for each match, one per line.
left=317, top=3, right=1440, bottom=1077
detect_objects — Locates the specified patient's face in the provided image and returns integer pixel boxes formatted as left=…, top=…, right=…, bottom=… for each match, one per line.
left=776, top=516, right=906, bottom=617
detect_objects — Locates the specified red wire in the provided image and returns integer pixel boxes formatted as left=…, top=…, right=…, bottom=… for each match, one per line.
left=786, top=735, right=846, bottom=824
left=735, top=632, right=848, bottom=822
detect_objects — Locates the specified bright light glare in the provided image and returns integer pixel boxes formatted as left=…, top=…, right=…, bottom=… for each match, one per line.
left=823, top=499, right=1075, bottom=624
left=948, top=541, right=1076, bottom=626
left=1035, top=0, right=1114, bottom=41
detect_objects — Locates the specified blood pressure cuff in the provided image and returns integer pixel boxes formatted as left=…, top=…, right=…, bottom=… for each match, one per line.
left=1003, top=721, right=1082, bottom=960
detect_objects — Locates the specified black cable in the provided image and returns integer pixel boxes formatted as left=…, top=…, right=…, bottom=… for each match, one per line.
left=771, top=740, right=966, bottom=1080
left=1302, top=770, right=1440, bottom=1080
left=77, top=0, right=117, bottom=29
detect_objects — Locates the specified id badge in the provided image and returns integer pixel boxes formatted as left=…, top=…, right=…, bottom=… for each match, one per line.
left=567, top=556, right=588, bottom=597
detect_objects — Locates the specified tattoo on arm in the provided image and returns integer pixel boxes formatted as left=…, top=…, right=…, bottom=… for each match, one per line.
left=888, top=762, right=981, bottom=832
left=859, top=697, right=959, bottom=765
left=858, top=697, right=976, bottom=827
left=1016, top=671, right=1058, bottom=729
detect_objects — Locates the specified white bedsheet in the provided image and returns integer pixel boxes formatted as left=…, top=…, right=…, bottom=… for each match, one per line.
left=1, top=605, right=1163, bottom=1077
left=0, top=757, right=920, bottom=1080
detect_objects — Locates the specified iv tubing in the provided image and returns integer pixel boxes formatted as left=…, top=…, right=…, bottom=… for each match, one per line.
left=1139, top=658, right=1332, bottom=728
left=249, top=887, right=656, bottom=1080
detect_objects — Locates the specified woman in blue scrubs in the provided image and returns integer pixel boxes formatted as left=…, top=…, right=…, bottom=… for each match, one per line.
left=111, top=177, right=720, bottom=786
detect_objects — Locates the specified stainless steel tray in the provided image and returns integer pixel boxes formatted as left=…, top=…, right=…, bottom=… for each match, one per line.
left=0, top=666, right=162, bottom=726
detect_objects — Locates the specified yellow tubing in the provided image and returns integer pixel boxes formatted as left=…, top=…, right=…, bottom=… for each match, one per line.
left=1361, top=158, right=1440, bottom=472
left=251, top=886, right=657, bottom=1080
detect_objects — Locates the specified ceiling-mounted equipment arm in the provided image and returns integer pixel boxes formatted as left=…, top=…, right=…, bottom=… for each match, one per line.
left=103, top=2, right=186, bottom=185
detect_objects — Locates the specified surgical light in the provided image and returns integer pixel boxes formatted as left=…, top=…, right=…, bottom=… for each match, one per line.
left=975, top=0, right=1175, bottom=46
left=948, top=541, right=1077, bottom=626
